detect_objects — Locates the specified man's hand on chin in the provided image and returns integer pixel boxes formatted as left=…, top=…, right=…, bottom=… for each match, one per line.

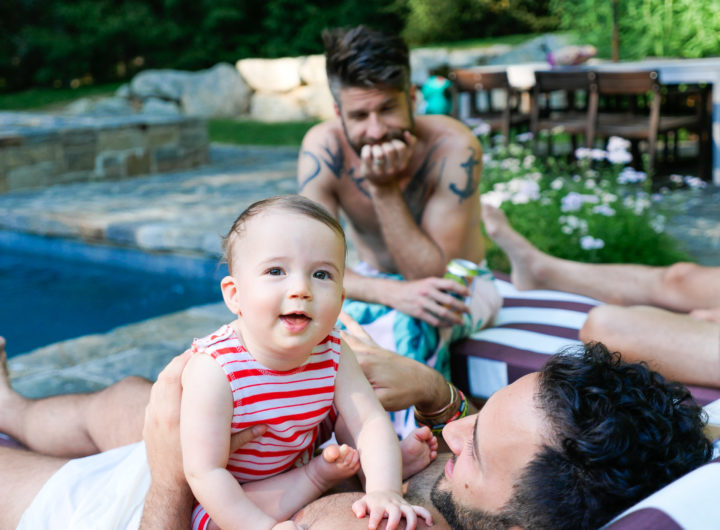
left=360, top=131, right=417, bottom=186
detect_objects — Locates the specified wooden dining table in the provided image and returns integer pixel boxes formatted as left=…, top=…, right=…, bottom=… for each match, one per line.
left=460, top=57, right=720, bottom=184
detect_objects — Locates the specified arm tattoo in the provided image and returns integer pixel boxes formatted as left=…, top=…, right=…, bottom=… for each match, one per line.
left=404, top=144, right=444, bottom=224
left=348, top=168, right=370, bottom=198
left=298, top=150, right=322, bottom=192
left=320, top=141, right=345, bottom=178
left=298, top=140, right=345, bottom=192
left=450, top=147, right=480, bottom=203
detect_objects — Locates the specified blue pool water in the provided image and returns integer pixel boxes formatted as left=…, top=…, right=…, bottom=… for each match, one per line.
left=1, top=247, right=224, bottom=357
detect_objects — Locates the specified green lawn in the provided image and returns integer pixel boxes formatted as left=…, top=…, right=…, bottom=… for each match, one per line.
left=208, top=119, right=319, bottom=146
left=0, top=83, right=124, bottom=111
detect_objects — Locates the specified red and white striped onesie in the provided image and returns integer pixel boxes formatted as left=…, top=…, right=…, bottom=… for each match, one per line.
left=190, top=324, right=341, bottom=530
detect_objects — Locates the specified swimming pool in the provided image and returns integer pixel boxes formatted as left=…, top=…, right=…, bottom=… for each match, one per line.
left=1, top=243, right=224, bottom=357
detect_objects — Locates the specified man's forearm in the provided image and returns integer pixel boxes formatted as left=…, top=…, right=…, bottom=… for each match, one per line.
left=344, top=269, right=399, bottom=305
left=368, top=184, right=446, bottom=279
left=139, top=482, right=194, bottom=530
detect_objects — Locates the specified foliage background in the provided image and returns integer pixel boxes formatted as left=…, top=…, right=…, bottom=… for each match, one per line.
left=4, top=0, right=720, bottom=93
left=550, top=0, right=720, bottom=60
left=2, top=0, right=553, bottom=92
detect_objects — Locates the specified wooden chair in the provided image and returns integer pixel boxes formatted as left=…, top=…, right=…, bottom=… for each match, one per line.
left=588, top=70, right=709, bottom=176
left=448, top=69, right=529, bottom=144
left=530, top=69, right=597, bottom=155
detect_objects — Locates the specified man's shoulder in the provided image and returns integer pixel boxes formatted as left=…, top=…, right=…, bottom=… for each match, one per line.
left=416, top=115, right=480, bottom=153
left=302, top=118, right=344, bottom=147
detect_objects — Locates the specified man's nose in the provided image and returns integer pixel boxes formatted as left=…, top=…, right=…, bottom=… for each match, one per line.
left=366, top=112, right=387, bottom=141
left=442, top=415, right=475, bottom=456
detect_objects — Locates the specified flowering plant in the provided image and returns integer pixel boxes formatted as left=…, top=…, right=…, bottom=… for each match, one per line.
left=478, top=133, right=696, bottom=271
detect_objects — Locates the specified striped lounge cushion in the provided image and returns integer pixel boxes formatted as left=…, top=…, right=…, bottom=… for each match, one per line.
left=603, top=457, right=720, bottom=529
left=450, top=275, right=720, bottom=406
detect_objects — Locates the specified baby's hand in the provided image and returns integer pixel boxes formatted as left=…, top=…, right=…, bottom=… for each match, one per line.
left=351, top=490, right=433, bottom=530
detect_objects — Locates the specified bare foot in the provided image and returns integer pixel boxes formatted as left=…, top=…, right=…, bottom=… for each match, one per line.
left=306, top=443, right=361, bottom=492
left=401, top=426, right=438, bottom=479
left=481, top=203, right=547, bottom=291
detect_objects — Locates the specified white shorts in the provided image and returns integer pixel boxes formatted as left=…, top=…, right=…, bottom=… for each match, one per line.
left=18, top=441, right=151, bottom=530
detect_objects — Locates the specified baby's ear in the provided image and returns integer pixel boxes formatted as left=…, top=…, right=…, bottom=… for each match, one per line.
left=220, top=276, right=242, bottom=315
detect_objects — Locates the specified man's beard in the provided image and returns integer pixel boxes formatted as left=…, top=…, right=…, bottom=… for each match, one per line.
left=430, top=470, right=516, bottom=530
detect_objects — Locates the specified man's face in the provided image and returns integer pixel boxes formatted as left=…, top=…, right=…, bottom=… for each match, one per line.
left=336, top=86, right=414, bottom=156
left=431, top=374, right=548, bottom=529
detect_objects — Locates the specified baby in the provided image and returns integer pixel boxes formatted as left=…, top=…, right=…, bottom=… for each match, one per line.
left=181, top=195, right=435, bottom=530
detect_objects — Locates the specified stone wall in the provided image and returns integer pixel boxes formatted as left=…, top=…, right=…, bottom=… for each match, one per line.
left=0, top=113, right=209, bottom=193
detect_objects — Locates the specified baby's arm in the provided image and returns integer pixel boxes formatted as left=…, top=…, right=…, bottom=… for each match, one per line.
left=333, top=342, right=432, bottom=530
left=181, top=354, right=278, bottom=530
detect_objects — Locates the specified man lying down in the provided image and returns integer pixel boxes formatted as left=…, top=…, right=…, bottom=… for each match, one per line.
left=0, top=337, right=712, bottom=529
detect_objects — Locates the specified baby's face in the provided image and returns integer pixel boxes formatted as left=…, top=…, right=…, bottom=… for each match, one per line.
left=225, top=210, right=345, bottom=369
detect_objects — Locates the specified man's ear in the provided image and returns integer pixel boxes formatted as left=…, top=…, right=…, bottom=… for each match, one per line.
left=341, top=287, right=346, bottom=305
left=220, top=276, right=241, bottom=315
left=409, top=84, right=417, bottom=111
left=334, top=101, right=341, bottom=118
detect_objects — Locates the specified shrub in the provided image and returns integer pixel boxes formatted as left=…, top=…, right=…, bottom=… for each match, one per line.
left=477, top=132, right=695, bottom=272
left=550, top=0, right=720, bottom=60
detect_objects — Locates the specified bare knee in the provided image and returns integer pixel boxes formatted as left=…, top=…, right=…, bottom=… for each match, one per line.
left=580, top=305, right=624, bottom=344
left=656, top=262, right=701, bottom=302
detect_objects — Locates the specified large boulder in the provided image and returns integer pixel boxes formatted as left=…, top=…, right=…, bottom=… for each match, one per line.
left=299, top=55, right=327, bottom=86
left=250, top=92, right=309, bottom=122
left=237, top=57, right=303, bottom=93
left=181, top=63, right=252, bottom=117
left=128, top=63, right=251, bottom=118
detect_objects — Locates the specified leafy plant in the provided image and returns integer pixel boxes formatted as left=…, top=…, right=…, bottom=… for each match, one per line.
left=478, top=133, right=695, bottom=271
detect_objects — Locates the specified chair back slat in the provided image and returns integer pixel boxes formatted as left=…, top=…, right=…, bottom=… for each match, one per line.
left=449, top=69, right=509, bottom=92
left=595, top=71, right=659, bottom=95
left=534, top=70, right=593, bottom=92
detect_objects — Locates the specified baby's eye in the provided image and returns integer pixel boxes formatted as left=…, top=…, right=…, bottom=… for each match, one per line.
left=313, top=270, right=332, bottom=280
left=266, top=267, right=284, bottom=276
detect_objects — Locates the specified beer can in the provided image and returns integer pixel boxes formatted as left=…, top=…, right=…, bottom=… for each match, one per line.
left=444, top=258, right=481, bottom=290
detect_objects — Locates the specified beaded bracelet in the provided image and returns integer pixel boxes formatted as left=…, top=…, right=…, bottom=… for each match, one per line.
left=414, top=384, right=469, bottom=436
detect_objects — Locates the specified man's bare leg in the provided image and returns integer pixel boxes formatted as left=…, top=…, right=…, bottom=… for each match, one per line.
left=580, top=305, right=720, bottom=387
left=0, top=446, right=68, bottom=528
left=0, top=337, right=151, bottom=457
left=482, top=204, right=720, bottom=311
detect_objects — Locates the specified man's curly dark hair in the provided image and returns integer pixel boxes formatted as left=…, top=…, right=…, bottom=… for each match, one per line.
left=505, top=342, right=713, bottom=529
left=322, top=25, right=410, bottom=103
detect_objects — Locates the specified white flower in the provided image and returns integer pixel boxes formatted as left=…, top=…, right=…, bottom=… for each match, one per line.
left=472, top=122, right=492, bottom=136
left=580, top=235, right=605, bottom=250
left=507, top=178, right=541, bottom=204
left=516, top=132, right=534, bottom=142
left=591, top=148, right=608, bottom=160
left=575, top=147, right=592, bottom=159
left=523, top=155, right=536, bottom=168
left=572, top=174, right=582, bottom=183
left=482, top=153, right=492, bottom=164
left=670, top=174, right=684, bottom=184
left=481, top=190, right=507, bottom=208
left=526, top=171, right=542, bottom=181
left=592, top=204, right=616, bottom=216
left=617, top=167, right=647, bottom=184
left=684, top=176, right=707, bottom=189
left=607, top=149, right=632, bottom=165
left=607, top=136, right=631, bottom=152
left=551, top=178, right=564, bottom=190
left=650, top=215, right=666, bottom=233
left=562, top=225, right=573, bottom=234
left=601, top=192, right=618, bottom=203
left=561, top=192, right=584, bottom=212
left=585, top=179, right=597, bottom=189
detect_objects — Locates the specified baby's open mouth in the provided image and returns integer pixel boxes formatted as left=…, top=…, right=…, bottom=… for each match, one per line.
left=280, top=312, right=311, bottom=325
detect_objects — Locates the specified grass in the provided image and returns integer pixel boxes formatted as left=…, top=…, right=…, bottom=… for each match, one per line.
left=0, top=82, right=124, bottom=111
left=208, top=119, right=319, bottom=146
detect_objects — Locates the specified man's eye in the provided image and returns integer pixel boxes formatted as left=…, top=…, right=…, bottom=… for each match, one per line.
left=313, top=270, right=331, bottom=280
